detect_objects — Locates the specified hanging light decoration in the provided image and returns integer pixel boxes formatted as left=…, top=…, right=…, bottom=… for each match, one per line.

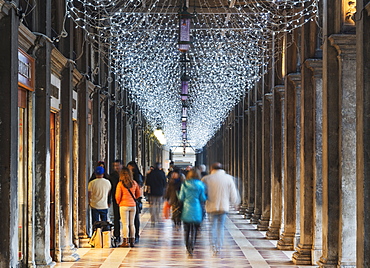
left=178, top=5, right=193, bottom=53
left=65, top=0, right=319, bottom=149
left=180, top=74, right=191, bottom=102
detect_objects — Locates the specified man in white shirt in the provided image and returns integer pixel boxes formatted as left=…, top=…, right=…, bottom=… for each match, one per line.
left=202, top=162, right=240, bottom=255
left=88, top=166, right=112, bottom=224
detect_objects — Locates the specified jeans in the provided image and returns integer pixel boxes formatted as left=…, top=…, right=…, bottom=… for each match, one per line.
left=149, top=196, right=163, bottom=223
left=91, top=208, right=108, bottom=224
left=119, top=206, right=136, bottom=238
left=209, top=212, right=227, bottom=250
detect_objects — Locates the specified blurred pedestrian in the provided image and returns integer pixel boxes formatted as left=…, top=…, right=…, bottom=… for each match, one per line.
left=178, top=169, right=207, bottom=256
left=164, top=169, right=184, bottom=229
left=202, top=162, right=240, bottom=255
left=199, top=164, right=208, bottom=178
left=145, top=162, right=167, bottom=225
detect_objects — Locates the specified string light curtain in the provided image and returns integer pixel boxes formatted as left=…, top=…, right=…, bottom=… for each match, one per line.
left=66, top=0, right=318, bottom=149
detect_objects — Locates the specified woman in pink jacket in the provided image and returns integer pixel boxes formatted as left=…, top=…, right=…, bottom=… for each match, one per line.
left=115, top=167, right=141, bottom=247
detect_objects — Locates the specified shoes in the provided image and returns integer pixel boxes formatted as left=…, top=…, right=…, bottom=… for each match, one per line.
left=129, top=238, right=135, bottom=247
left=119, top=238, right=129, bottom=247
left=212, top=246, right=220, bottom=256
left=135, top=236, right=139, bottom=243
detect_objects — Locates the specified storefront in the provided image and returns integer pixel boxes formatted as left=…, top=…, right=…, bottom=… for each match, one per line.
left=17, top=48, right=35, bottom=265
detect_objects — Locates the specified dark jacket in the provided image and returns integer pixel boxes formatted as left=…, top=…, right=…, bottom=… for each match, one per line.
left=145, top=168, right=166, bottom=196
left=164, top=177, right=183, bottom=205
left=109, top=171, right=120, bottom=204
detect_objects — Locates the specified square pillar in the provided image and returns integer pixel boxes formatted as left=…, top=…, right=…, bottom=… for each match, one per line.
left=0, top=3, right=19, bottom=266
left=266, top=85, right=284, bottom=240
left=356, top=2, right=370, bottom=267
left=257, top=93, right=272, bottom=231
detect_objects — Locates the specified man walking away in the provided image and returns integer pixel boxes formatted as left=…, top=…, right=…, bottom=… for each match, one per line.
left=202, top=162, right=240, bottom=255
left=109, top=159, right=123, bottom=244
left=145, top=162, right=167, bottom=225
left=88, top=166, right=111, bottom=224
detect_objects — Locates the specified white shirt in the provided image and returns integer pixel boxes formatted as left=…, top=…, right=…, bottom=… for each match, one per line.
left=88, top=178, right=111, bottom=209
left=202, top=169, right=240, bottom=213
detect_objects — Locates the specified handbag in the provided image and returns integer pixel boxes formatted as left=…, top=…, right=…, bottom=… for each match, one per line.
left=126, top=186, right=143, bottom=214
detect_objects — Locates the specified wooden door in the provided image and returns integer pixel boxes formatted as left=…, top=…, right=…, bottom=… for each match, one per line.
left=50, top=112, right=56, bottom=259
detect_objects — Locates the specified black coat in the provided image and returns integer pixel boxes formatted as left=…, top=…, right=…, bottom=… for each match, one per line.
left=145, top=168, right=167, bottom=196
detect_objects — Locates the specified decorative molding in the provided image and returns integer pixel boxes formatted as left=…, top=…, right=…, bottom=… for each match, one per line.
left=18, top=23, right=37, bottom=52
left=328, top=34, right=356, bottom=60
left=366, top=2, right=370, bottom=16
left=265, top=93, right=273, bottom=101
left=305, top=59, right=323, bottom=79
left=51, top=48, right=68, bottom=78
left=0, top=0, right=11, bottom=20
left=287, top=73, right=301, bottom=89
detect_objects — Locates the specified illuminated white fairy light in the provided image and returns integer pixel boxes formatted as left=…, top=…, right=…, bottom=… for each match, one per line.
left=65, top=0, right=319, bottom=148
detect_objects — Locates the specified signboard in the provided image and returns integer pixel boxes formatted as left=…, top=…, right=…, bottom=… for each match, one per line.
left=18, top=49, right=35, bottom=91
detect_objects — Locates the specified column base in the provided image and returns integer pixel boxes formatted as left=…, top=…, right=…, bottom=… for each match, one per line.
left=250, top=213, right=261, bottom=224
left=244, top=207, right=254, bottom=219
left=338, top=260, right=356, bottom=268
left=79, top=237, right=91, bottom=248
left=36, top=261, right=56, bottom=268
left=35, top=256, right=56, bottom=268
left=292, top=243, right=312, bottom=265
left=61, top=245, right=80, bottom=262
left=266, top=225, right=280, bottom=240
left=277, top=232, right=295, bottom=250
left=257, top=218, right=270, bottom=231
left=317, top=256, right=338, bottom=268
left=239, top=204, right=248, bottom=215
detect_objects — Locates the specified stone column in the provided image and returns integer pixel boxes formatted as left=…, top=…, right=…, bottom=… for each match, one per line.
left=77, top=77, right=90, bottom=247
left=252, top=101, right=263, bottom=224
left=247, top=105, right=256, bottom=220
left=258, top=93, right=272, bottom=231
left=59, top=62, right=79, bottom=261
left=356, top=2, right=370, bottom=266
left=292, top=74, right=302, bottom=247
left=305, top=59, right=323, bottom=264
left=292, top=60, right=315, bottom=265
left=318, top=0, right=341, bottom=265
left=278, top=73, right=299, bottom=250
left=0, top=3, right=19, bottom=266
left=241, top=106, right=249, bottom=216
left=329, top=34, right=357, bottom=268
left=33, top=37, right=56, bottom=266
left=266, top=86, right=284, bottom=240
left=239, top=98, right=248, bottom=215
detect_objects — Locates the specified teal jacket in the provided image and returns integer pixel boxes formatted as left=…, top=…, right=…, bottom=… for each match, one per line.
left=178, top=179, right=207, bottom=223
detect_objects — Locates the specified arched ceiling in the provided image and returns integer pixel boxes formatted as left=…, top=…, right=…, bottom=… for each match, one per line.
left=66, top=0, right=318, bottom=149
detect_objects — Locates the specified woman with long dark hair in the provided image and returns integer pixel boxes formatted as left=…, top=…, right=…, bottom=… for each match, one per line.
left=127, top=161, right=143, bottom=242
left=164, top=169, right=184, bottom=229
left=115, top=167, right=141, bottom=247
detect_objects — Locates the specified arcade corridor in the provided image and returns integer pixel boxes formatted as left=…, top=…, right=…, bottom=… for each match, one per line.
left=1, top=0, right=370, bottom=267
left=54, top=206, right=317, bottom=268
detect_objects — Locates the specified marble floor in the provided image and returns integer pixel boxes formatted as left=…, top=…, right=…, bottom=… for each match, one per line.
left=55, top=206, right=318, bottom=268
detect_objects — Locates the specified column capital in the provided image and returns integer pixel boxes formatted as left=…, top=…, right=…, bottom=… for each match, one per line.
left=305, top=59, right=323, bottom=79
left=274, top=85, right=285, bottom=101
left=287, top=73, right=301, bottom=89
left=328, top=34, right=356, bottom=60
left=0, top=0, right=14, bottom=19
left=249, top=106, right=256, bottom=112
left=264, top=93, right=273, bottom=102
left=365, top=2, right=370, bottom=16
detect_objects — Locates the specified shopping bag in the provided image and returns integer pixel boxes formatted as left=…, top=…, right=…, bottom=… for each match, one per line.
left=163, top=201, right=171, bottom=219
left=102, top=231, right=111, bottom=248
